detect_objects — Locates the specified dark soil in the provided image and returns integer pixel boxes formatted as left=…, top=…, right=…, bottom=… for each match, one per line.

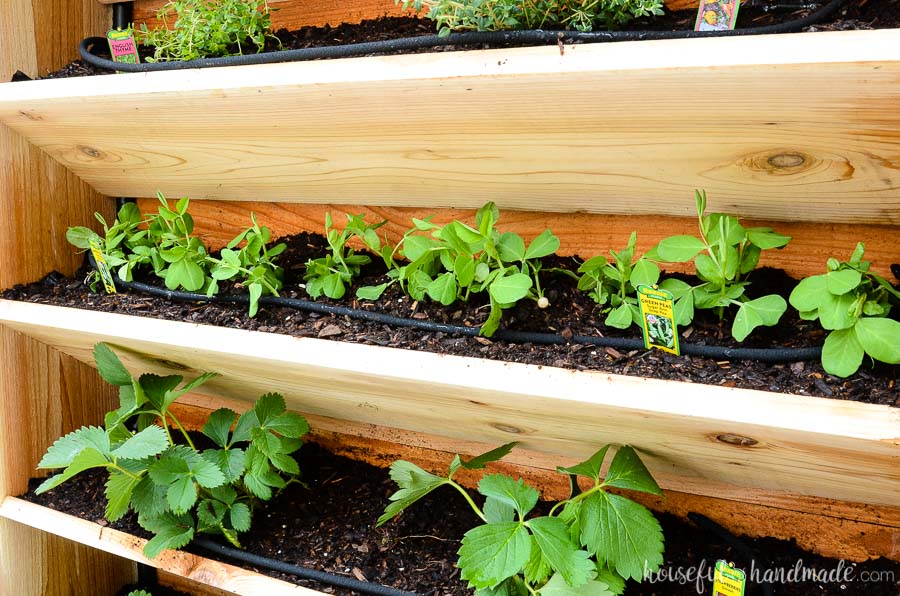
left=21, top=442, right=900, bottom=595
left=26, top=1, right=900, bottom=80
left=3, top=230, right=898, bottom=406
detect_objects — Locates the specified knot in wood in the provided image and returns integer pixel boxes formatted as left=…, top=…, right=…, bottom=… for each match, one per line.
left=767, top=153, right=806, bottom=168
left=716, top=433, right=758, bottom=447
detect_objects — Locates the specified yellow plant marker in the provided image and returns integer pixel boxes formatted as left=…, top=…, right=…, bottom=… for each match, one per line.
left=712, top=560, right=746, bottom=596
left=89, top=239, right=117, bottom=294
left=636, top=285, right=679, bottom=355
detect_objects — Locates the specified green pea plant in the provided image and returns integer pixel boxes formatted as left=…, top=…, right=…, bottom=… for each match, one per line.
left=646, top=190, right=792, bottom=341
left=577, top=232, right=660, bottom=330
left=356, top=203, right=561, bottom=337
left=35, top=343, right=308, bottom=559
left=303, top=212, right=387, bottom=300
left=138, top=0, right=279, bottom=62
left=397, top=0, right=664, bottom=36
left=66, top=201, right=149, bottom=290
left=144, top=192, right=214, bottom=293
left=788, top=243, right=900, bottom=377
left=378, top=442, right=664, bottom=595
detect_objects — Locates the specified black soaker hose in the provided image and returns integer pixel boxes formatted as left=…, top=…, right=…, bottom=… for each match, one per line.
left=102, top=268, right=823, bottom=363
left=688, top=513, right=775, bottom=596
left=78, top=0, right=846, bottom=73
left=193, top=536, right=418, bottom=596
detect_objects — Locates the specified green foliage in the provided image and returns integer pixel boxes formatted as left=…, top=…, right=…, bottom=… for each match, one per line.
left=379, top=443, right=663, bottom=595
left=36, top=343, right=307, bottom=559
left=577, top=232, right=659, bottom=330
left=128, top=591, right=153, bottom=596
left=397, top=0, right=664, bottom=36
left=789, top=243, right=900, bottom=377
left=355, top=202, right=560, bottom=337
left=66, top=192, right=285, bottom=318
left=648, top=190, right=791, bottom=341
left=304, top=213, right=386, bottom=300
left=137, top=0, right=277, bottom=62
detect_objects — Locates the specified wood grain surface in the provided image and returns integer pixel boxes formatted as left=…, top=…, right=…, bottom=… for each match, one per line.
left=1, top=300, right=898, bottom=510
left=140, top=199, right=900, bottom=280
left=2, top=30, right=899, bottom=224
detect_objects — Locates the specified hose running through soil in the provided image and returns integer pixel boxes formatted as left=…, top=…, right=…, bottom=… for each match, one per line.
left=86, top=254, right=823, bottom=363
left=193, top=536, right=417, bottom=596
left=79, top=0, right=846, bottom=73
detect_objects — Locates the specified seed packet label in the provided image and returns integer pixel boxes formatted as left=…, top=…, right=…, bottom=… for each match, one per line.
left=106, top=29, right=140, bottom=65
left=712, top=560, right=746, bottom=596
left=636, top=285, right=679, bottom=356
left=89, top=239, right=117, bottom=294
left=695, top=0, right=740, bottom=31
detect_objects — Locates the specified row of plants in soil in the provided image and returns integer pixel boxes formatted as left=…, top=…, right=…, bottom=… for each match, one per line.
left=36, top=342, right=666, bottom=595
left=66, top=190, right=900, bottom=377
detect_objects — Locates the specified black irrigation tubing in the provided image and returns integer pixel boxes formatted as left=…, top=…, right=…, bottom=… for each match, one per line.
left=688, top=512, right=776, bottom=596
left=78, top=0, right=846, bottom=73
left=193, top=536, right=418, bottom=596
left=94, top=258, right=823, bottom=363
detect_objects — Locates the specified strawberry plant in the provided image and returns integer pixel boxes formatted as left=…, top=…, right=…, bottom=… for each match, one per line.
left=577, top=231, right=659, bottom=329
left=789, top=243, right=900, bottom=377
left=35, top=343, right=308, bottom=558
left=304, top=213, right=386, bottom=300
left=647, top=190, right=792, bottom=341
left=378, top=442, right=664, bottom=595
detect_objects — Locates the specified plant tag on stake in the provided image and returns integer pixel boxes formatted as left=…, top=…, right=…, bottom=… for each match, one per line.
left=106, top=29, right=140, bottom=69
left=712, top=560, right=746, bottom=596
left=637, top=285, right=679, bottom=356
left=695, top=0, right=740, bottom=31
left=89, top=239, right=117, bottom=294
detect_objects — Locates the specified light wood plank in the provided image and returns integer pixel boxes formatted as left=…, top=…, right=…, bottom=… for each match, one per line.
left=3, top=30, right=900, bottom=224
left=0, top=497, right=320, bottom=595
left=1, top=300, right=898, bottom=509
left=149, top=199, right=900, bottom=280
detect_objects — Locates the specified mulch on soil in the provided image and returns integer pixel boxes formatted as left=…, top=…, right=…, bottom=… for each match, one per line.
left=21, top=442, right=900, bottom=595
left=25, top=1, right=900, bottom=80
left=2, top=230, right=898, bottom=406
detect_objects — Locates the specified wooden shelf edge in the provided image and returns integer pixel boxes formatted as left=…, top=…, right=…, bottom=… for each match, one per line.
left=1, top=299, right=898, bottom=508
left=0, top=496, right=320, bottom=595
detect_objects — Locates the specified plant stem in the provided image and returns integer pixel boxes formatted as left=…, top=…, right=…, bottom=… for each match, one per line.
left=167, top=411, right=196, bottom=450
left=448, top=480, right=487, bottom=522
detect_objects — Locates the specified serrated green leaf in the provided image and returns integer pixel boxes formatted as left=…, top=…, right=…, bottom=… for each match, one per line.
left=825, top=269, right=862, bottom=295
left=525, top=534, right=553, bottom=585
left=265, top=411, right=309, bottom=439
left=269, top=452, right=300, bottom=475
left=460, top=442, right=518, bottom=471
left=377, top=460, right=448, bottom=526
left=525, top=229, right=560, bottom=261
left=131, top=475, right=169, bottom=517
left=140, top=511, right=194, bottom=559
left=231, top=409, right=259, bottom=444
left=105, top=472, right=140, bottom=522
left=167, top=476, right=198, bottom=513
left=603, top=446, right=661, bottom=495
left=197, top=498, right=226, bottom=528
left=140, top=374, right=182, bottom=410
left=459, top=522, right=531, bottom=589
left=202, top=408, right=237, bottom=448
left=478, top=475, right=539, bottom=518
left=579, top=493, right=664, bottom=582
left=243, top=470, right=272, bottom=500
left=485, top=496, right=516, bottom=523
left=251, top=426, right=282, bottom=458
left=539, top=572, right=613, bottom=596
left=164, top=371, right=218, bottom=409
left=594, top=566, right=626, bottom=596
left=655, top=236, right=706, bottom=262
left=855, top=318, right=900, bottom=364
left=255, top=392, right=287, bottom=425
left=192, top=455, right=227, bottom=489
left=527, top=517, right=594, bottom=587
left=476, top=577, right=529, bottom=596
left=203, top=448, right=246, bottom=483
left=557, top=446, right=610, bottom=483
left=94, top=343, right=132, bottom=386
left=36, top=448, right=110, bottom=494
left=39, top=426, right=111, bottom=469
left=230, top=502, right=252, bottom=532
left=112, top=425, right=168, bottom=460
left=732, top=295, right=786, bottom=342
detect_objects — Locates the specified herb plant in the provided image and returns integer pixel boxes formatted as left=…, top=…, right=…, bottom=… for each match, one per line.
left=379, top=442, right=664, bottom=595
left=36, top=344, right=308, bottom=559
left=138, top=0, right=278, bottom=62
left=648, top=190, right=792, bottom=341
left=789, top=243, right=900, bottom=377
left=398, top=0, right=664, bottom=36
left=577, top=232, right=659, bottom=329
left=304, top=213, right=386, bottom=300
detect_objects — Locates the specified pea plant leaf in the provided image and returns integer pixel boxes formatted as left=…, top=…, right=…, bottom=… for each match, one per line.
left=854, top=317, right=900, bottom=364
left=732, top=295, right=787, bottom=342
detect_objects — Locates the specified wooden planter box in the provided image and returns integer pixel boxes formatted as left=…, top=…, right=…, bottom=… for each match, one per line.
left=1, top=1, right=899, bottom=594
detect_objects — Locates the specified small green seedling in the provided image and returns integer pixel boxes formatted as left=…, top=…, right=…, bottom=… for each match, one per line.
left=789, top=243, right=900, bottom=377
left=378, top=443, right=664, bottom=595
left=66, top=201, right=149, bottom=289
left=648, top=190, right=792, bottom=341
left=36, top=343, right=308, bottom=558
left=304, top=213, right=386, bottom=300
left=578, top=232, right=660, bottom=329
